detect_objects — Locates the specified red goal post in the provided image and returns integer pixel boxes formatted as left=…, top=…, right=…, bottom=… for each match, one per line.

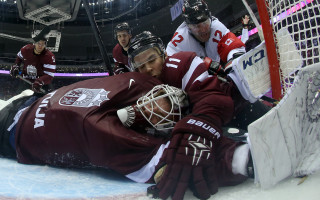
left=255, top=0, right=319, bottom=100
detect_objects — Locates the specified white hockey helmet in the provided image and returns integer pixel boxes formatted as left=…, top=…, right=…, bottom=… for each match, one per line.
left=117, top=84, right=188, bottom=131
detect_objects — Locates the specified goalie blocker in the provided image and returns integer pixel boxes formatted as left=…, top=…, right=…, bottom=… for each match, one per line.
left=227, top=41, right=271, bottom=103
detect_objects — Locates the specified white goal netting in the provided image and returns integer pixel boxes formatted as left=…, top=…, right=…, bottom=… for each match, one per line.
left=265, top=0, right=320, bottom=95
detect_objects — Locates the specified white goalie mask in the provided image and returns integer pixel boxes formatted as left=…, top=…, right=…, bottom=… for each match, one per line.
left=117, top=84, right=188, bottom=131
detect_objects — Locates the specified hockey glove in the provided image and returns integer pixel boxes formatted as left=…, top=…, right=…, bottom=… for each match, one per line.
left=113, top=63, right=132, bottom=75
left=203, top=57, right=226, bottom=77
left=148, top=116, right=221, bottom=200
left=32, top=79, right=44, bottom=93
left=10, top=64, right=20, bottom=78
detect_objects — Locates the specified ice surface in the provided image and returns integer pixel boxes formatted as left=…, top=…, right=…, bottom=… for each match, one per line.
left=0, top=158, right=319, bottom=200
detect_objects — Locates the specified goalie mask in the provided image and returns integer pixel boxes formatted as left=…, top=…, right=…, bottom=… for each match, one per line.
left=127, top=31, right=165, bottom=70
left=117, top=84, right=188, bottom=132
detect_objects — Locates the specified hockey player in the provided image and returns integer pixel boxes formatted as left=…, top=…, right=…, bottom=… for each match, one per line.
left=165, top=0, right=270, bottom=129
left=0, top=72, right=250, bottom=200
left=128, top=31, right=270, bottom=131
left=241, top=15, right=250, bottom=44
left=166, top=0, right=246, bottom=68
left=10, top=26, right=56, bottom=95
left=127, top=32, right=257, bottom=199
left=112, top=22, right=133, bottom=74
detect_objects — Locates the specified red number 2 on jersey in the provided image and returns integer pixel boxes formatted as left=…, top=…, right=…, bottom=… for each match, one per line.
left=170, top=30, right=226, bottom=46
left=212, top=30, right=223, bottom=43
left=171, top=32, right=184, bottom=47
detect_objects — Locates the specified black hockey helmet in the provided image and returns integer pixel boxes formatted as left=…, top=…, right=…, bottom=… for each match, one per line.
left=114, top=22, right=131, bottom=40
left=182, top=0, right=211, bottom=24
left=127, top=31, right=165, bottom=70
left=33, top=26, right=51, bottom=43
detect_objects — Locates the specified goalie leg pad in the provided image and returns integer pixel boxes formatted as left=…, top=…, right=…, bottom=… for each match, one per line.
left=248, top=63, right=320, bottom=188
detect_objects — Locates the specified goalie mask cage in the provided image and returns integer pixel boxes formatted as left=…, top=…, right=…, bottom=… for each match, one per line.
left=255, top=0, right=320, bottom=100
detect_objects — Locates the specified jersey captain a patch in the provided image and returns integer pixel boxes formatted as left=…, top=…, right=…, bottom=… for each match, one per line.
left=59, top=88, right=110, bottom=107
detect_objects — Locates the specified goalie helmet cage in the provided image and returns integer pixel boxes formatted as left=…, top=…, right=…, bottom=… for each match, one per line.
left=255, top=0, right=320, bottom=100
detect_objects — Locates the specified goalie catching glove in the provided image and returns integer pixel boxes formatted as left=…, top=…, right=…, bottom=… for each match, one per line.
left=148, top=115, right=221, bottom=200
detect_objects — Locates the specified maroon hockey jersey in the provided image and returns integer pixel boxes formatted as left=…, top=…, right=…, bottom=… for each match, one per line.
left=15, top=44, right=56, bottom=84
left=159, top=51, right=235, bottom=126
left=112, top=43, right=131, bottom=74
left=15, top=73, right=167, bottom=176
left=158, top=51, right=246, bottom=186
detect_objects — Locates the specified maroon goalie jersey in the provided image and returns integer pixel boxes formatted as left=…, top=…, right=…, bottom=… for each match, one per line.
left=15, top=73, right=167, bottom=177
left=15, top=44, right=56, bottom=84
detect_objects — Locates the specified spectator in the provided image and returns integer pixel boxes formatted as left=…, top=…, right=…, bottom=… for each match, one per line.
left=241, top=15, right=250, bottom=44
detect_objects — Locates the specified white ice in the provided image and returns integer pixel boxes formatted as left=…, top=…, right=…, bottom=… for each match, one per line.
left=0, top=157, right=319, bottom=200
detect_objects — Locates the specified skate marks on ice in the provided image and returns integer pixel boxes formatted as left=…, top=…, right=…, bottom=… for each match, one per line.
left=0, top=158, right=149, bottom=200
left=207, top=171, right=320, bottom=200
left=1, top=157, right=320, bottom=200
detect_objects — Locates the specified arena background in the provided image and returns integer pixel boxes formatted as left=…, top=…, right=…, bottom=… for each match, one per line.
left=0, top=0, right=261, bottom=100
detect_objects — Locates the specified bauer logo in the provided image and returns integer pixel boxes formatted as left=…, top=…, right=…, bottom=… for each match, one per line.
left=186, top=118, right=221, bottom=138
left=59, top=88, right=110, bottom=107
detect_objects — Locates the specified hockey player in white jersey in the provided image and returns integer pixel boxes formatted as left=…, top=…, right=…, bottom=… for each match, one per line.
left=166, top=0, right=270, bottom=131
left=166, top=0, right=246, bottom=66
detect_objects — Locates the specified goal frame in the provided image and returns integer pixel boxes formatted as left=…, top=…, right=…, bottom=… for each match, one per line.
left=254, top=0, right=319, bottom=101
left=255, top=0, right=283, bottom=100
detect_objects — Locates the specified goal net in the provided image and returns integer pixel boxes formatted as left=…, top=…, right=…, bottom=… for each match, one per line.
left=256, top=0, right=320, bottom=100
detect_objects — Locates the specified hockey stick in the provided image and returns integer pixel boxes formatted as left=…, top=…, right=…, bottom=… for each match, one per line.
left=17, top=75, right=46, bottom=94
left=260, top=95, right=279, bottom=105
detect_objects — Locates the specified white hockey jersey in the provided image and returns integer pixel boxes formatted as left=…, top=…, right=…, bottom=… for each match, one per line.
left=166, top=18, right=246, bottom=64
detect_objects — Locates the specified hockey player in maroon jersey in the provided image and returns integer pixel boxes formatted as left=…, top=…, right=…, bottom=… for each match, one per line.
left=10, top=26, right=56, bottom=95
left=128, top=31, right=270, bottom=129
left=125, top=31, right=262, bottom=199
left=112, top=22, right=133, bottom=74
left=0, top=72, right=250, bottom=200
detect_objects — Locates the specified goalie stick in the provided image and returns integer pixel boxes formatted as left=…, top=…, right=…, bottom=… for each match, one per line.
left=17, top=75, right=46, bottom=94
